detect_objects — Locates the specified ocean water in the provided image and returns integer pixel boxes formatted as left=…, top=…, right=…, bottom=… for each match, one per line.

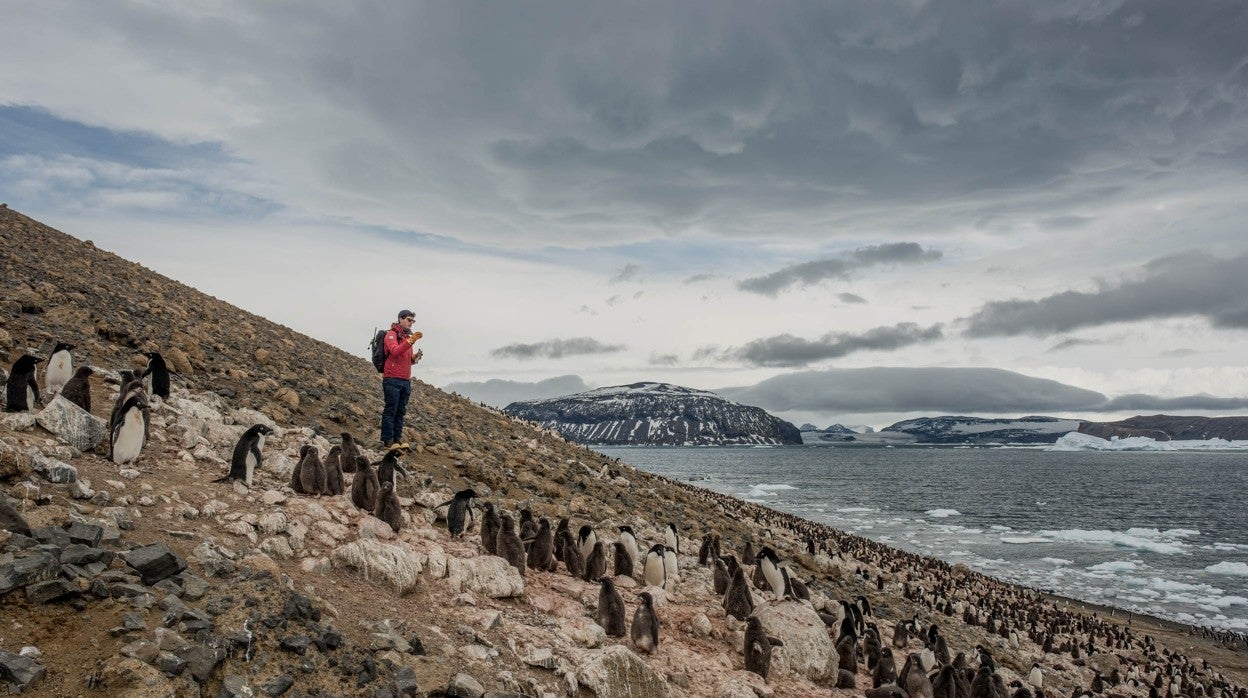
left=596, top=445, right=1248, bottom=631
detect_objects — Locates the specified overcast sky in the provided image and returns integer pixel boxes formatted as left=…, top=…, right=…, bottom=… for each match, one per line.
left=3, top=1, right=1247, bottom=428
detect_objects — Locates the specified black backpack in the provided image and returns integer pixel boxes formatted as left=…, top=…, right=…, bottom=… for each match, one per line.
left=369, top=328, right=393, bottom=373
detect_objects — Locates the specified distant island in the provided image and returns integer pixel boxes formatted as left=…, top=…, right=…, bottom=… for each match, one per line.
left=504, top=382, right=802, bottom=446
left=805, top=414, right=1248, bottom=446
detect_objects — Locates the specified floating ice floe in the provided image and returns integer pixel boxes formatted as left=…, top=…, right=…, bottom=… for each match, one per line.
left=1087, top=560, right=1140, bottom=572
left=1049, top=431, right=1248, bottom=451
left=1037, top=528, right=1189, bottom=554
left=742, top=483, right=798, bottom=498
left=924, top=508, right=962, bottom=518
left=1206, top=561, right=1248, bottom=576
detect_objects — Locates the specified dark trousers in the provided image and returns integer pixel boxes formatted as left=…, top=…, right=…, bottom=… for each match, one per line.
left=381, top=377, right=411, bottom=444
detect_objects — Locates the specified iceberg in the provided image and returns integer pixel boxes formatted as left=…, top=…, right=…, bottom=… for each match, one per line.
left=1048, top=432, right=1248, bottom=452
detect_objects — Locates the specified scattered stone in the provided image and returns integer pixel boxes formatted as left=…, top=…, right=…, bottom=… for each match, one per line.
left=262, top=674, right=294, bottom=696
left=67, top=522, right=104, bottom=546
left=24, top=578, right=79, bottom=604
left=0, top=552, right=60, bottom=594
left=35, top=395, right=108, bottom=452
left=177, top=644, right=225, bottom=683
left=154, top=651, right=188, bottom=676
left=219, top=674, right=252, bottom=697
left=447, top=672, right=485, bottom=698
left=575, top=645, right=669, bottom=698
left=122, top=542, right=187, bottom=585
left=30, top=452, right=78, bottom=484
left=0, top=648, right=46, bottom=693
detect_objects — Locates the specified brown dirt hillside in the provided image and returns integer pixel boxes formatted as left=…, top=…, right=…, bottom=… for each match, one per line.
left=1, top=205, right=1245, bottom=698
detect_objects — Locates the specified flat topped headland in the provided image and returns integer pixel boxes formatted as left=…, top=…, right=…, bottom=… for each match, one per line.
left=1, top=205, right=1244, bottom=696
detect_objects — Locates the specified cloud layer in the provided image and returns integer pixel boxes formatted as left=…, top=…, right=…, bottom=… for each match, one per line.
left=733, top=323, right=944, bottom=367
left=490, top=337, right=625, bottom=360
left=444, top=375, right=591, bottom=408
left=738, top=243, right=941, bottom=296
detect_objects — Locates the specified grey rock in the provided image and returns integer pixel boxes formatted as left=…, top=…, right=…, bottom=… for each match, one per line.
left=574, top=645, right=670, bottom=698
left=30, top=526, right=71, bottom=547
left=0, top=552, right=60, bottom=594
left=218, top=674, right=252, bottom=697
left=30, top=453, right=78, bottom=483
left=122, top=612, right=147, bottom=630
left=35, top=395, right=107, bottom=452
left=109, top=582, right=151, bottom=598
left=0, top=648, right=46, bottom=693
left=177, top=644, right=225, bottom=683
left=393, top=666, right=419, bottom=697
left=279, top=635, right=311, bottom=655
left=24, top=578, right=78, bottom=604
left=154, top=651, right=188, bottom=675
left=178, top=572, right=209, bottom=601
left=122, top=542, right=187, bottom=585
left=262, top=674, right=294, bottom=696
left=61, top=544, right=111, bottom=566
left=447, top=673, right=485, bottom=698
left=67, top=522, right=104, bottom=546
left=0, top=495, right=32, bottom=536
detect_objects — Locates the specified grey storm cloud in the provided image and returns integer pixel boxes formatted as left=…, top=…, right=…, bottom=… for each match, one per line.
left=609, top=264, right=642, bottom=284
left=838, top=292, right=867, bottom=304
left=964, top=250, right=1248, bottom=337
left=13, top=1, right=1248, bottom=247
left=734, top=322, right=943, bottom=367
left=1099, top=393, right=1248, bottom=412
left=739, top=243, right=941, bottom=296
left=1047, top=337, right=1101, bottom=352
left=490, top=337, right=625, bottom=360
left=718, top=367, right=1109, bottom=413
left=443, top=375, right=591, bottom=408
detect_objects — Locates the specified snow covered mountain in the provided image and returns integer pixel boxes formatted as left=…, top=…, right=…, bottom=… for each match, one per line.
left=504, top=382, right=803, bottom=446
left=881, top=415, right=1081, bottom=444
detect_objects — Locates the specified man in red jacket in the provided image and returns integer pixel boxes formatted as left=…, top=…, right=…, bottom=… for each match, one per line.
left=380, top=309, right=423, bottom=447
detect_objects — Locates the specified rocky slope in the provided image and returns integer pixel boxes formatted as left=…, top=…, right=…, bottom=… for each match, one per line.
left=504, top=383, right=802, bottom=446
left=1, top=206, right=1245, bottom=697
left=1077, top=415, right=1248, bottom=441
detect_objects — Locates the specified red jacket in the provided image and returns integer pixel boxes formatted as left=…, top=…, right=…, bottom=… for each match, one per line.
left=382, top=323, right=419, bottom=379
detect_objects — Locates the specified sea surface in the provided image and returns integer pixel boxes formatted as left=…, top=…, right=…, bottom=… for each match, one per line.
left=595, top=445, right=1248, bottom=631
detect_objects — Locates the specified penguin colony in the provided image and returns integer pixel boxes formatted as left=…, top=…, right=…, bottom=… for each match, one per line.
left=5, top=340, right=1248, bottom=695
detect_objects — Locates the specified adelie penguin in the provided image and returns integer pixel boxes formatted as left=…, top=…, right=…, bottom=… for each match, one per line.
left=323, top=445, right=344, bottom=495
left=351, top=455, right=381, bottom=512
left=577, top=525, right=597, bottom=563
left=744, top=615, right=784, bottom=680
left=617, top=525, right=640, bottom=571
left=110, top=392, right=149, bottom=465
left=44, top=342, right=74, bottom=394
left=376, top=445, right=410, bottom=487
left=214, top=424, right=274, bottom=487
left=298, top=445, right=328, bottom=495
left=662, top=545, right=679, bottom=591
left=338, top=432, right=360, bottom=473
left=613, top=541, right=634, bottom=578
left=527, top=518, right=555, bottom=572
left=642, top=543, right=666, bottom=588
left=374, top=481, right=403, bottom=533
left=631, top=591, right=660, bottom=654
left=756, top=546, right=786, bottom=599
left=440, top=488, right=477, bottom=537
left=663, top=522, right=680, bottom=554
left=596, top=577, right=627, bottom=637
left=495, top=513, right=526, bottom=576
left=480, top=502, right=501, bottom=555
left=141, top=351, right=170, bottom=399
left=59, top=365, right=94, bottom=412
left=723, top=566, right=755, bottom=621
left=5, top=355, right=42, bottom=413
left=582, top=541, right=607, bottom=582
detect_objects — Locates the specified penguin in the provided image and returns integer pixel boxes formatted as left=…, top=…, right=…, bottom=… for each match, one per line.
left=583, top=540, right=607, bottom=582
left=664, top=522, right=680, bottom=554
left=577, top=525, right=597, bottom=563
left=838, top=630, right=859, bottom=673
left=1028, top=663, right=1044, bottom=691
left=495, top=513, right=526, bottom=576
left=932, top=665, right=964, bottom=698
left=788, top=571, right=811, bottom=601
left=874, top=647, right=898, bottom=688
left=44, top=342, right=74, bottom=394
left=289, top=445, right=311, bottom=494
left=376, top=447, right=409, bottom=487
left=901, top=653, right=936, bottom=698
left=857, top=594, right=874, bottom=618
left=596, top=576, right=627, bottom=637
left=519, top=509, right=538, bottom=545
left=564, top=537, right=586, bottom=578
left=642, top=543, right=666, bottom=588
left=527, top=517, right=556, bottom=572
left=141, top=351, right=170, bottom=399
left=374, top=481, right=403, bottom=533
left=440, top=488, right=476, bottom=537
left=350, top=455, right=381, bottom=512
left=109, top=370, right=146, bottom=436
left=744, top=615, right=784, bottom=680
left=892, top=622, right=910, bottom=649
left=339, top=432, right=360, bottom=473
left=723, top=566, right=755, bottom=620
left=1010, top=680, right=1034, bottom=698
left=741, top=540, right=755, bottom=564
left=756, top=546, right=786, bottom=599
left=698, top=534, right=714, bottom=565
left=109, top=392, right=149, bottom=465
left=480, top=502, right=501, bottom=555
left=613, top=541, right=634, bottom=578
left=631, top=591, right=660, bottom=654
left=214, top=424, right=274, bottom=486
left=59, top=365, right=93, bottom=412
left=298, top=445, right=327, bottom=495
left=554, top=518, right=572, bottom=563
left=662, top=545, right=679, bottom=590
left=971, top=665, right=997, bottom=698
left=323, top=445, right=345, bottom=495
left=5, top=355, right=42, bottom=412
left=712, top=556, right=731, bottom=595
left=618, top=525, right=640, bottom=571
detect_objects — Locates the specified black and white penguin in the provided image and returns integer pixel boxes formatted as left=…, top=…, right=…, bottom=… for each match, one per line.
left=376, top=446, right=409, bottom=487
left=289, top=445, right=311, bottom=494
left=350, top=455, right=380, bottom=511
left=214, top=424, right=273, bottom=486
left=613, top=541, right=634, bottom=578
left=662, top=545, right=679, bottom=591
left=698, top=534, right=714, bottom=565
left=109, top=370, right=147, bottom=437
left=577, top=525, right=597, bottom=563
left=480, top=502, right=501, bottom=555
left=527, top=517, right=555, bottom=572
left=618, top=525, right=640, bottom=571
left=712, top=556, right=731, bottom=595
left=5, top=355, right=42, bottom=412
left=59, top=365, right=93, bottom=412
left=596, top=576, right=627, bottom=637
left=583, top=541, right=607, bottom=582
left=664, top=522, right=680, bottom=555
left=440, top=488, right=476, bottom=537
left=298, top=445, right=327, bottom=495
left=1028, top=663, right=1044, bottom=690
left=374, top=481, right=403, bottom=533
left=874, top=647, right=898, bottom=688
left=642, top=543, right=666, bottom=588
left=44, top=342, right=74, bottom=394
left=109, top=392, right=149, bottom=465
left=495, top=513, right=526, bottom=576
left=755, top=546, right=786, bottom=599
left=744, top=615, right=784, bottom=680
left=141, top=351, right=170, bottom=399
left=723, top=566, right=755, bottom=621
left=631, top=591, right=660, bottom=654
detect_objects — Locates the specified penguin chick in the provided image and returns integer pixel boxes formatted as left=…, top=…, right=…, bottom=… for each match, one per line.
left=440, top=488, right=477, bottom=537
left=596, top=576, right=627, bottom=637
left=59, top=365, right=93, bottom=412
left=496, top=513, right=526, bottom=576
left=744, top=615, right=783, bottom=680
left=374, top=481, right=403, bottom=533
left=350, top=455, right=381, bottom=512
left=631, top=591, right=660, bottom=653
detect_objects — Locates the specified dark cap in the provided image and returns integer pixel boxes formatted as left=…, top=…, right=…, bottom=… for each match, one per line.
left=397, top=309, right=415, bottom=319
